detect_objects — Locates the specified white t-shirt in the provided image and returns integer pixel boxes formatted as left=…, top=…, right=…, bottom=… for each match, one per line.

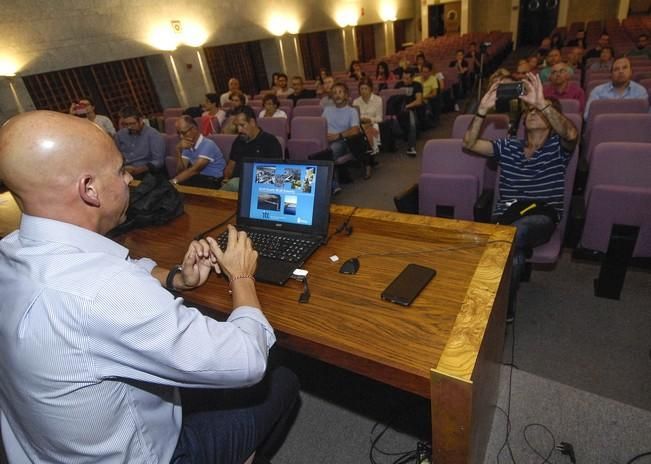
left=92, top=114, right=116, bottom=136
left=258, top=109, right=288, bottom=119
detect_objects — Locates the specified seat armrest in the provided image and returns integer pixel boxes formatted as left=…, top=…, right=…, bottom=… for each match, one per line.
left=394, top=183, right=419, bottom=214
left=473, top=189, right=494, bottom=223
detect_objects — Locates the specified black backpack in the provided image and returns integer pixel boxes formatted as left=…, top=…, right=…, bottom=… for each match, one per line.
left=107, top=173, right=184, bottom=237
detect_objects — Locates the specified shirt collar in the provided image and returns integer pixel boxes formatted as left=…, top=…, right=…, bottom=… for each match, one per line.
left=193, top=134, right=204, bottom=150
left=18, top=215, right=129, bottom=260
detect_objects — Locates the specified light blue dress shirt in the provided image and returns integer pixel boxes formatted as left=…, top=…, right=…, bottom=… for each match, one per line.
left=115, top=125, right=166, bottom=169
left=0, top=215, right=275, bottom=463
left=584, top=80, right=649, bottom=118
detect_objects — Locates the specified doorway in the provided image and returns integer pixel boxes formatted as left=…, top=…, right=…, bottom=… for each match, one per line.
left=518, top=0, right=559, bottom=46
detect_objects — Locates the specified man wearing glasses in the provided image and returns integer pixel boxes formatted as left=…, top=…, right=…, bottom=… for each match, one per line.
left=171, top=115, right=226, bottom=188
left=543, top=62, right=585, bottom=113
left=115, top=106, right=165, bottom=179
left=463, top=73, right=578, bottom=322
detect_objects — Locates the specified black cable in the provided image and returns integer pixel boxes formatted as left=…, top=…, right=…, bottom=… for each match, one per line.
left=325, top=206, right=358, bottom=244
left=193, top=212, right=236, bottom=240
left=627, top=451, right=651, bottom=464
left=523, top=423, right=556, bottom=463
left=369, top=420, right=419, bottom=464
left=496, top=312, right=517, bottom=464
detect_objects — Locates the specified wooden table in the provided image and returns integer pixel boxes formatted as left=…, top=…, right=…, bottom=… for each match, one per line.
left=0, top=187, right=514, bottom=463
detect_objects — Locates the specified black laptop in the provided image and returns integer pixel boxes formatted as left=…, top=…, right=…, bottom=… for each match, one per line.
left=218, top=158, right=334, bottom=285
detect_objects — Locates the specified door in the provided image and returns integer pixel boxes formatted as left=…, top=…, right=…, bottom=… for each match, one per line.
left=518, top=0, right=559, bottom=46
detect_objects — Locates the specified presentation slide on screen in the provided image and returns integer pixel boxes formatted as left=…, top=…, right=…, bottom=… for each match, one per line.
left=249, top=164, right=317, bottom=225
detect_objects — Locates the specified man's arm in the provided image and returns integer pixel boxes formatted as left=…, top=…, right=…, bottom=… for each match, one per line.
left=462, top=82, right=498, bottom=157
left=223, top=160, right=236, bottom=180
left=174, top=157, right=210, bottom=183
left=150, top=132, right=166, bottom=169
left=405, top=91, right=424, bottom=109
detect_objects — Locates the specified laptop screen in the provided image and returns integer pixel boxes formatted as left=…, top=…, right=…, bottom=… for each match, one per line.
left=237, top=159, right=334, bottom=236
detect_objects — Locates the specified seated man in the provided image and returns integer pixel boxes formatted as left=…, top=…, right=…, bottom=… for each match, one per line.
left=414, top=62, right=444, bottom=127
left=543, top=62, right=586, bottom=113
left=69, top=97, right=116, bottom=136
left=220, top=77, right=250, bottom=107
left=584, top=56, right=649, bottom=119
left=322, top=82, right=369, bottom=188
left=627, top=33, right=651, bottom=58
left=115, top=105, right=165, bottom=178
left=289, top=76, right=317, bottom=106
left=0, top=110, right=298, bottom=463
left=395, top=67, right=425, bottom=157
left=583, top=33, right=610, bottom=63
left=222, top=106, right=283, bottom=192
left=588, top=46, right=614, bottom=71
left=171, top=115, right=226, bottom=188
left=274, top=73, right=294, bottom=98
left=318, top=75, right=336, bottom=108
left=463, top=73, right=578, bottom=321
left=539, top=48, right=573, bottom=83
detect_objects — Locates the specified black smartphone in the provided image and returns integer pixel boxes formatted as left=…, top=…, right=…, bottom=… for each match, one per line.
left=381, top=264, right=436, bottom=306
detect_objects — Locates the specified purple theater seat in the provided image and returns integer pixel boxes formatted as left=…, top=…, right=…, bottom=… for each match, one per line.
left=292, top=106, right=323, bottom=118
left=418, top=138, right=487, bottom=220
left=558, top=98, right=581, bottom=114
left=164, top=117, right=179, bottom=135
left=163, top=133, right=180, bottom=178
left=585, top=98, right=649, bottom=134
left=450, top=114, right=510, bottom=139
left=163, top=107, right=184, bottom=118
left=581, top=142, right=651, bottom=255
left=296, top=98, right=322, bottom=107
left=579, top=141, right=651, bottom=298
left=584, top=113, right=651, bottom=164
left=289, top=117, right=327, bottom=150
left=287, top=140, right=323, bottom=160
left=207, top=134, right=238, bottom=162
left=258, top=117, right=289, bottom=139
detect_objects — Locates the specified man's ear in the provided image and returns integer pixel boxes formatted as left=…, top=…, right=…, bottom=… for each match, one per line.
left=79, top=175, right=100, bottom=207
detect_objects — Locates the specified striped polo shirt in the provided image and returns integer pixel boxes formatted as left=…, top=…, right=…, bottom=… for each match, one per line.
left=492, top=134, right=571, bottom=219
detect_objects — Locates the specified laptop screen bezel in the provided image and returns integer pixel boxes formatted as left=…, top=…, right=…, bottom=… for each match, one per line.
left=236, top=158, right=334, bottom=237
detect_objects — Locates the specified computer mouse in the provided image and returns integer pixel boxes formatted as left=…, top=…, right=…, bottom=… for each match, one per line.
left=339, top=257, right=360, bottom=275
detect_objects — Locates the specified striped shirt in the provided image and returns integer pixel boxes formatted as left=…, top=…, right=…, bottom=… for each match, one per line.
left=492, top=134, right=571, bottom=219
left=0, top=215, right=275, bottom=463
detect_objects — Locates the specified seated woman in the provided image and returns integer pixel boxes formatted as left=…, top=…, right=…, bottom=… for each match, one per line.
left=353, top=77, right=382, bottom=157
left=221, top=92, right=246, bottom=134
left=259, top=94, right=287, bottom=119
left=200, top=93, right=226, bottom=136
left=374, top=61, right=395, bottom=91
left=348, top=60, right=365, bottom=80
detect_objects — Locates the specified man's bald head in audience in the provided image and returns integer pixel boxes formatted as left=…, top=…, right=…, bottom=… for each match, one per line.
left=0, top=111, right=132, bottom=235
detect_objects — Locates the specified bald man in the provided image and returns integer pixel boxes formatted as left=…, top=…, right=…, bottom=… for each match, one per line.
left=220, top=78, right=249, bottom=107
left=0, top=111, right=298, bottom=463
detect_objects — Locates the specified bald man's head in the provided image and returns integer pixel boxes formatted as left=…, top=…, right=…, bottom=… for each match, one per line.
left=0, top=111, right=132, bottom=234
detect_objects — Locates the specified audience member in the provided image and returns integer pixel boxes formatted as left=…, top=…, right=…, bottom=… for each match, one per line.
left=115, top=105, right=165, bottom=178
left=69, top=98, right=115, bottom=136
left=171, top=115, right=226, bottom=188
left=489, top=67, right=513, bottom=86
left=511, top=60, right=531, bottom=81
left=222, top=106, right=283, bottom=192
left=395, top=68, right=425, bottom=157
left=322, top=83, right=367, bottom=187
left=566, top=46, right=584, bottom=71
left=375, top=61, right=395, bottom=89
left=627, top=33, right=651, bottom=58
left=289, top=76, right=316, bottom=105
left=0, top=110, right=298, bottom=463
left=449, top=49, right=470, bottom=94
left=539, top=48, right=571, bottom=83
left=222, top=92, right=246, bottom=134
left=550, top=32, right=564, bottom=50
left=348, top=60, right=365, bottom=80
left=353, top=77, right=383, bottom=156
left=220, top=78, right=249, bottom=106
left=543, top=62, right=586, bottom=112
left=200, top=93, right=226, bottom=136
left=527, top=55, right=540, bottom=73
left=463, top=73, right=578, bottom=322
left=589, top=46, right=614, bottom=71
left=259, top=94, right=287, bottom=119
left=274, top=73, right=294, bottom=98
left=319, top=75, right=336, bottom=108
left=465, top=42, right=482, bottom=73
left=270, top=72, right=281, bottom=92
left=566, top=30, right=586, bottom=48
left=584, top=56, right=649, bottom=118
left=316, top=67, right=329, bottom=86
left=538, top=37, right=552, bottom=57
left=415, top=53, right=426, bottom=73
left=584, top=33, right=610, bottom=62
left=415, top=62, right=443, bottom=127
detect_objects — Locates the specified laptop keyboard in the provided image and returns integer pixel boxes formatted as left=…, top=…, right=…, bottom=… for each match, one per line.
left=216, top=230, right=316, bottom=263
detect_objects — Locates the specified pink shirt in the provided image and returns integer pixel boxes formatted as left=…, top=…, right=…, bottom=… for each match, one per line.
left=543, top=82, right=586, bottom=113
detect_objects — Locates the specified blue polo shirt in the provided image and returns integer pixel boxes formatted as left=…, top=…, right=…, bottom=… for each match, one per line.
left=181, top=135, right=225, bottom=178
left=322, top=105, right=360, bottom=134
left=584, top=80, right=649, bottom=118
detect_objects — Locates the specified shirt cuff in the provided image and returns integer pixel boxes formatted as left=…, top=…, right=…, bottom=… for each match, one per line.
left=130, top=257, right=157, bottom=273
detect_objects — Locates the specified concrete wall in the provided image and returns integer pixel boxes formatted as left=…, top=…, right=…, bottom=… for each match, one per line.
left=471, top=0, right=512, bottom=33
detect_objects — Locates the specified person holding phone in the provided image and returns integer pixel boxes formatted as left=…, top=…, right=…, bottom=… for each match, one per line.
left=69, top=98, right=116, bottom=136
left=462, top=73, right=578, bottom=322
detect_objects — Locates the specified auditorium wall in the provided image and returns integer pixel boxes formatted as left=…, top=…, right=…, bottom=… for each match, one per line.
left=471, top=0, right=512, bottom=36
left=566, top=0, right=619, bottom=24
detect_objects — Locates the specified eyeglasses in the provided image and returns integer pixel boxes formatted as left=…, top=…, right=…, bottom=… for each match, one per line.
left=177, top=126, right=195, bottom=136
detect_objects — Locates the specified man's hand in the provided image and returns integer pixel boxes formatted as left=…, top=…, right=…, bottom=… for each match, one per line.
left=327, top=133, right=340, bottom=142
left=207, top=225, right=257, bottom=280
left=477, top=82, right=499, bottom=114
left=179, top=239, right=217, bottom=289
left=520, top=72, right=546, bottom=109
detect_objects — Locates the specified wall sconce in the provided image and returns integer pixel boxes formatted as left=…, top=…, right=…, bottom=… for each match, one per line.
left=335, top=7, right=359, bottom=28
left=379, top=2, right=398, bottom=22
